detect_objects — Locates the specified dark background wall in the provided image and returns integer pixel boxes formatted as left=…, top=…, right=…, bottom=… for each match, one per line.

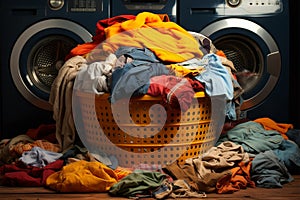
left=290, top=0, right=300, bottom=128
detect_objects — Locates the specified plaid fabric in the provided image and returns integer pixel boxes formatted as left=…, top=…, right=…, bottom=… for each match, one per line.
left=132, top=163, right=164, bottom=173
left=33, top=140, right=61, bottom=153
left=10, top=140, right=61, bottom=156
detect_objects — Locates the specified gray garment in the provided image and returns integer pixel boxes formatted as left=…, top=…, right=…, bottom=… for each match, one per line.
left=74, top=53, right=116, bottom=94
left=251, top=150, right=294, bottom=188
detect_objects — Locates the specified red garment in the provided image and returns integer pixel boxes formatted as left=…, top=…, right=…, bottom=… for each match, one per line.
left=147, top=75, right=195, bottom=112
left=25, top=124, right=57, bottom=144
left=0, top=159, right=64, bottom=187
left=187, top=78, right=205, bottom=92
left=93, top=15, right=136, bottom=44
left=66, top=15, right=136, bottom=60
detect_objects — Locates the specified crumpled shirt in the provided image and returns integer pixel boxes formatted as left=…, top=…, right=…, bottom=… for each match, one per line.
left=46, top=160, right=118, bottom=192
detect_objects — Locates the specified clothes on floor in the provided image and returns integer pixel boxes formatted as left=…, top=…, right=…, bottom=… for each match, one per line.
left=0, top=159, right=64, bottom=187
left=217, top=121, right=284, bottom=154
left=254, top=117, right=293, bottom=140
left=19, top=146, right=62, bottom=168
left=163, top=141, right=254, bottom=193
left=109, top=169, right=167, bottom=198
left=46, top=160, right=118, bottom=193
left=251, top=150, right=294, bottom=188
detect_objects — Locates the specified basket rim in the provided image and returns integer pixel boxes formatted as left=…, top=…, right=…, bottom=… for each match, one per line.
left=75, top=90, right=206, bottom=100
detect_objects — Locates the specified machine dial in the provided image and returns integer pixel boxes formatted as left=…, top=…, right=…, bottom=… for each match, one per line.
left=227, top=0, right=241, bottom=7
left=49, top=0, right=64, bottom=10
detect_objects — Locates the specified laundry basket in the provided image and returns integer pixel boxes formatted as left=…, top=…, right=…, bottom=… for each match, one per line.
left=73, top=32, right=222, bottom=167
left=74, top=90, right=219, bottom=167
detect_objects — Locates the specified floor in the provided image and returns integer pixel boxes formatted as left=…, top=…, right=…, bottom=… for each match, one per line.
left=0, top=175, right=299, bottom=200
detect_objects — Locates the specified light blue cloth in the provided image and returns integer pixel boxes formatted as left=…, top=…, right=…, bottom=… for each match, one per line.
left=19, top=146, right=63, bottom=168
left=194, top=54, right=235, bottom=119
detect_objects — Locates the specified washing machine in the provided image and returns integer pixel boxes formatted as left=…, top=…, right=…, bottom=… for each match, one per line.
left=178, top=0, right=290, bottom=122
left=0, top=0, right=109, bottom=139
left=110, top=0, right=177, bottom=22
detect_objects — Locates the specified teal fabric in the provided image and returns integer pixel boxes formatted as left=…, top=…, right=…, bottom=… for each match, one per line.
left=217, top=121, right=283, bottom=154
left=109, top=169, right=167, bottom=198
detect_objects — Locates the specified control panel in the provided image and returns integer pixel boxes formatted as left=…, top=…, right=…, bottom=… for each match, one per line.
left=48, top=0, right=103, bottom=12
left=121, top=0, right=169, bottom=10
left=217, top=0, right=283, bottom=16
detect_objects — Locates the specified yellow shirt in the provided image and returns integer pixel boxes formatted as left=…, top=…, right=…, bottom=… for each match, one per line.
left=46, top=160, right=118, bottom=192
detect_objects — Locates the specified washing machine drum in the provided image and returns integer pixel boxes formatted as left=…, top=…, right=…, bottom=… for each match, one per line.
left=27, top=35, right=75, bottom=94
left=214, top=34, right=262, bottom=93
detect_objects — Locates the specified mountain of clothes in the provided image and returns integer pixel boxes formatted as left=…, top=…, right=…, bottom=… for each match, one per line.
left=50, top=11, right=242, bottom=151
left=0, top=12, right=299, bottom=199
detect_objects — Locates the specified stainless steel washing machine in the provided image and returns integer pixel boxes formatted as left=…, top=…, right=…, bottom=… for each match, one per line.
left=0, top=0, right=109, bottom=139
left=178, top=0, right=290, bottom=122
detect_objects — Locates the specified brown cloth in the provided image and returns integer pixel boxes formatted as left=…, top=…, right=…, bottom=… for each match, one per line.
left=49, top=56, right=87, bottom=151
left=164, top=141, right=252, bottom=193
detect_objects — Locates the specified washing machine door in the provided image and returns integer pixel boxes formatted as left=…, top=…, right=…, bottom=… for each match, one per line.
left=200, top=18, right=280, bottom=115
left=10, top=19, right=92, bottom=111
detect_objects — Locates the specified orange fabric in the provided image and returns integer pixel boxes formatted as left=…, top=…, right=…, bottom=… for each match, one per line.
left=216, top=161, right=255, bottom=194
left=46, top=160, right=118, bottom=192
left=87, top=12, right=203, bottom=63
left=113, top=166, right=132, bottom=180
left=67, top=13, right=169, bottom=60
left=69, top=12, right=203, bottom=63
left=32, top=140, right=61, bottom=152
left=216, top=50, right=226, bottom=58
left=254, top=117, right=293, bottom=140
left=105, top=12, right=171, bottom=37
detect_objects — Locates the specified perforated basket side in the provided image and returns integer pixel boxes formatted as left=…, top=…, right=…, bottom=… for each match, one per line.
left=75, top=91, right=215, bottom=167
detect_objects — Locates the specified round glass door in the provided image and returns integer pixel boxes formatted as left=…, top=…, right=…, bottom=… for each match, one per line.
left=201, top=18, right=281, bottom=111
left=11, top=19, right=92, bottom=110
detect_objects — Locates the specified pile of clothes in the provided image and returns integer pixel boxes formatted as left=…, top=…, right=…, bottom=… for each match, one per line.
left=0, top=118, right=300, bottom=199
left=49, top=11, right=243, bottom=152
left=1, top=12, right=299, bottom=199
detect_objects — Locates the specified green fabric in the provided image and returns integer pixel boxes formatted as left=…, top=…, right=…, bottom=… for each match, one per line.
left=109, top=169, right=167, bottom=197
